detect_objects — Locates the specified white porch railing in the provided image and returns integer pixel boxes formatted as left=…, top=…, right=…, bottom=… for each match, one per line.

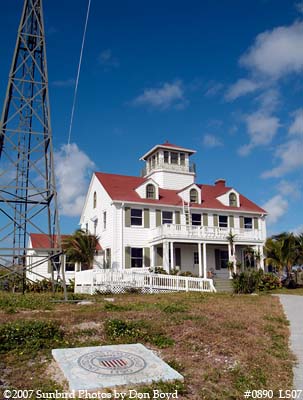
left=75, top=269, right=216, bottom=294
left=151, top=224, right=263, bottom=241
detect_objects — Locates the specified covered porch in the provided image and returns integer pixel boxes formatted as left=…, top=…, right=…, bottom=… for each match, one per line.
left=150, top=240, right=265, bottom=279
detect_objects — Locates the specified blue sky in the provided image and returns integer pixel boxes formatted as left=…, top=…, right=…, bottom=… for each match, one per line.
left=0, top=0, right=302, bottom=236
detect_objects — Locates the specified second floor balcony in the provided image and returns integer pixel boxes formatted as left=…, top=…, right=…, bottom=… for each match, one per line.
left=151, top=224, right=264, bottom=242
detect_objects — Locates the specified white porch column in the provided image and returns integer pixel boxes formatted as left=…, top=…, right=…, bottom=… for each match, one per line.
left=163, top=241, right=170, bottom=273
left=259, top=245, right=265, bottom=271
left=151, top=245, right=155, bottom=269
left=170, top=241, right=174, bottom=271
left=198, top=242, right=202, bottom=277
left=227, top=243, right=233, bottom=278
left=202, top=242, right=207, bottom=278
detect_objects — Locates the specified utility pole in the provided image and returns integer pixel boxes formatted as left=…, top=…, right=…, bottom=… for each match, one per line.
left=0, top=0, right=67, bottom=299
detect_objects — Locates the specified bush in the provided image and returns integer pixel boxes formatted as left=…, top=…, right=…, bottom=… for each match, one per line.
left=151, top=267, right=168, bottom=275
left=178, top=271, right=198, bottom=277
left=0, top=320, right=64, bottom=353
left=232, top=270, right=263, bottom=294
left=258, top=273, right=282, bottom=291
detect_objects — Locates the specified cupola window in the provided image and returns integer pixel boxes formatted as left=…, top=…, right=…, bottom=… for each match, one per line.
left=190, top=188, right=198, bottom=203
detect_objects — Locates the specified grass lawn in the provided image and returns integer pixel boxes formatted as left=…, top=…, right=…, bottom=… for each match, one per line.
left=0, top=291, right=295, bottom=400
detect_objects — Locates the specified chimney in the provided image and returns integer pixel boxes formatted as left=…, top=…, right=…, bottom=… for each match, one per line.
left=215, top=178, right=226, bottom=187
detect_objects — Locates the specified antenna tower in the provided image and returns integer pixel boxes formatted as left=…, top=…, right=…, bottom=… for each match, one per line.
left=0, top=0, right=66, bottom=296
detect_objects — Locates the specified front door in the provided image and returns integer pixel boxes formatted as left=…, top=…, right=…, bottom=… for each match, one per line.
left=175, top=248, right=181, bottom=268
left=215, top=249, right=229, bottom=278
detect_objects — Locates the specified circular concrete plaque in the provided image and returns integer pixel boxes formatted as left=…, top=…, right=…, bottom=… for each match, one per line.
left=77, top=350, right=146, bottom=375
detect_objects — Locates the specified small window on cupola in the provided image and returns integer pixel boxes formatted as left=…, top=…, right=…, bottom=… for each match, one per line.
left=229, top=193, right=237, bottom=207
left=146, top=184, right=155, bottom=199
left=190, top=188, right=198, bottom=203
left=93, top=191, right=97, bottom=208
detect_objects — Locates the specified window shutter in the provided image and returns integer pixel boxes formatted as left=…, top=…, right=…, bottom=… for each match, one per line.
left=144, top=208, right=150, bottom=228
left=125, top=207, right=131, bottom=227
left=175, top=210, right=180, bottom=225
left=125, top=247, right=131, bottom=268
left=213, top=214, right=218, bottom=227
left=144, top=247, right=150, bottom=267
left=253, top=217, right=259, bottom=230
left=215, top=249, right=221, bottom=270
left=106, top=248, right=111, bottom=268
left=203, top=213, right=208, bottom=226
left=240, top=216, right=244, bottom=229
left=229, top=215, right=234, bottom=228
left=156, top=246, right=163, bottom=266
left=156, top=209, right=161, bottom=226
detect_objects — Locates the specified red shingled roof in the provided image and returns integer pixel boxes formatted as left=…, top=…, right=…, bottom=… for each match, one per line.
left=95, top=172, right=266, bottom=214
left=30, top=234, right=102, bottom=250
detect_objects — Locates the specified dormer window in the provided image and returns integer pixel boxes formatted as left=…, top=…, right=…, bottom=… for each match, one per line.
left=229, top=193, right=237, bottom=207
left=190, top=188, right=198, bottom=203
left=93, top=191, right=97, bottom=208
left=146, top=184, right=155, bottom=199
left=180, top=153, right=185, bottom=165
left=164, top=151, right=169, bottom=163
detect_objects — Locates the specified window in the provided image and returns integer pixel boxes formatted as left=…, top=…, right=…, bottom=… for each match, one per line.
left=192, top=213, right=201, bottom=226
left=164, top=151, right=169, bottom=163
left=194, top=252, right=199, bottom=264
left=171, top=152, right=178, bottom=164
left=229, top=193, right=237, bottom=207
left=180, top=153, right=185, bottom=166
left=162, top=211, right=173, bottom=224
left=146, top=184, right=155, bottom=199
left=93, top=191, right=97, bottom=208
left=94, top=219, right=98, bottom=235
left=151, top=155, right=156, bottom=168
left=244, top=217, right=253, bottom=229
left=103, top=212, right=107, bottom=230
left=190, top=188, right=198, bottom=203
left=131, top=248, right=143, bottom=268
left=219, top=215, right=228, bottom=228
left=65, top=255, right=75, bottom=272
left=131, top=209, right=143, bottom=226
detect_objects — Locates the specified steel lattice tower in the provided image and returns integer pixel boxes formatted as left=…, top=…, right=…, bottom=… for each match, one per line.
left=0, top=0, right=66, bottom=295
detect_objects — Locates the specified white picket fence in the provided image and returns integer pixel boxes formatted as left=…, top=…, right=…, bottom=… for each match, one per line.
left=75, top=269, right=216, bottom=294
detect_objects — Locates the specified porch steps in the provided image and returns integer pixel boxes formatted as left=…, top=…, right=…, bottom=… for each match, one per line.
left=213, top=278, right=233, bottom=293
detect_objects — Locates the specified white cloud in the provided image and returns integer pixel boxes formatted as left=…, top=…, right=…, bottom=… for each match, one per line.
left=202, top=134, right=223, bottom=148
left=262, top=195, right=288, bottom=225
left=225, top=79, right=260, bottom=101
left=289, top=108, right=303, bottom=136
left=55, top=143, right=95, bottom=217
left=132, top=80, right=187, bottom=110
left=98, top=49, right=119, bottom=68
left=52, top=79, right=75, bottom=88
left=261, top=138, right=303, bottom=178
left=292, top=224, right=303, bottom=234
left=238, top=112, right=280, bottom=156
left=205, top=81, right=224, bottom=97
left=277, top=179, right=301, bottom=199
left=255, top=88, right=280, bottom=113
left=240, top=21, right=303, bottom=79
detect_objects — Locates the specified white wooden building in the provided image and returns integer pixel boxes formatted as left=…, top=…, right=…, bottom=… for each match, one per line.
left=80, top=142, right=267, bottom=280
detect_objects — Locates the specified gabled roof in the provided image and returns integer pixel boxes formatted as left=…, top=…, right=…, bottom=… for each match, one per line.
left=140, top=141, right=196, bottom=160
left=95, top=172, right=267, bottom=214
left=30, top=234, right=102, bottom=251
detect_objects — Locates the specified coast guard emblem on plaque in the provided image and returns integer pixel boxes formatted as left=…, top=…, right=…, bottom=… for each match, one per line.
left=77, top=350, right=146, bottom=375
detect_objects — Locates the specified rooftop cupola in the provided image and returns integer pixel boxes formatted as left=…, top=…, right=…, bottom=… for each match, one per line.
left=140, top=141, right=196, bottom=190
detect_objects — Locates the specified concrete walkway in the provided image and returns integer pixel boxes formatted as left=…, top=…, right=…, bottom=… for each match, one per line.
left=277, top=295, right=303, bottom=390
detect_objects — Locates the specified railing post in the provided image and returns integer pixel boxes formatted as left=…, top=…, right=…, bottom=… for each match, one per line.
left=185, top=278, right=189, bottom=292
left=149, top=274, right=153, bottom=294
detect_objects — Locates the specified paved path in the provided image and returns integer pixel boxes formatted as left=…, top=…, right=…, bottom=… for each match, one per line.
left=277, top=295, right=303, bottom=391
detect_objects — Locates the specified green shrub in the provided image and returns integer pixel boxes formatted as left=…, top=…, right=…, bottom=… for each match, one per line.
left=0, top=320, right=64, bottom=353
left=178, top=271, right=198, bottom=277
left=232, top=270, right=263, bottom=294
left=258, top=273, right=282, bottom=291
left=151, top=267, right=168, bottom=275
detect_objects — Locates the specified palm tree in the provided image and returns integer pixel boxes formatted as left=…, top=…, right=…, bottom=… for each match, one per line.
left=265, top=232, right=300, bottom=277
left=62, top=229, right=99, bottom=270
